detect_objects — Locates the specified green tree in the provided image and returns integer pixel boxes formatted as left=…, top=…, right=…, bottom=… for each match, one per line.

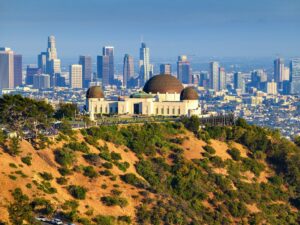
left=54, top=103, right=78, bottom=120
left=7, top=137, right=21, bottom=156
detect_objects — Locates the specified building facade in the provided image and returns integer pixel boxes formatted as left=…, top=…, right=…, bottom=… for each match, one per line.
left=160, top=64, right=172, bottom=75
left=0, top=47, right=14, bottom=89
left=139, top=42, right=153, bottom=86
left=79, top=55, right=92, bottom=88
left=209, top=61, right=219, bottom=91
left=86, top=74, right=201, bottom=120
left=123, top=54, right=134, bottom=87
left=69, top=64, right=82, bottom=89
left=13, top=54, right=22, bottom=87
left=177, top=55, right=192, bottom=84
left=290, top=58, right=300, bottom=94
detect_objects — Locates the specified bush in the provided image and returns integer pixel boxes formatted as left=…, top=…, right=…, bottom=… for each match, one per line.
left=7, top=137, right=21, bottom=156
left=64, top=141, right=89, bottom=153
left=56, top=177, right=68, bottom=185
left=102, top=162, right=113, bottom=169
left=93, top=215, right=115, bottom=225
left=39, top=172, right=54, bottom=181
left=83, top=166, right=98, bottom=179
left=55, top=148, right=76, bottom=167
left=68, top=185, right=87, bottom=199
left=111, top=152, right=122, bottom=161
left=203, top=145, right=216, bottom=154
left=21, top=156, right=32, bottom=166
left=227, top=148, right=241, bottom=161
left=120, top=173, right=146, bottom=188
left=100, top=196, right=128, bottom=207
left=118, top=215, right=132, bottom=224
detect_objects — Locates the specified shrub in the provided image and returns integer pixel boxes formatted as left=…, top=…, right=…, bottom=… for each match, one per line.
left=64, top=141, right=89, bottom=153
left=120, top=173, right=146, bottom=188
left=100, top=196, right=128, bottom=207
left=21, top=156, right=32, bottom=166
left=56, top=177, right=68, bottom=185
left=111, top=152, right=122, bottom=161
left=9, top=163, right=17, bottom=168
left=203, top=145, right=216, bottom=154
left=83, top=166, right=98, bottom=179
left=31, top=198, right=54, bottom=215
left=39, top=172, right=54, bottom=181
left=54, top=148, right=76, bottom=167
left=93, top=215, right=115, bottom=225
left=227, top=148, right=241, bottom=161
left=58, top=167, right=72, bottom=176
left=118, top=215, right=132, bottom=224
left=102, top=162, right=113, bottom=169
left=7, top=137, right=21, bottom=156
left=68, top=185, right=87, bottom=199
left=84, top=153, right=101, bottom=165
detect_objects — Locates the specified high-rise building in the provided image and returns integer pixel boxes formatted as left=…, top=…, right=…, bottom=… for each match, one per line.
left=234, top=72, right=245, bottom=93
left=97, top=46, right=114, bottom=86
left=177, top=55, right=192, bottom=84
left=0, top=47, right=14, bottom=89
left=209, top=61, right=219, bottom=91
left=274, top=58, right=285, bottom=83
left=160, top=64, right=172, bottom=75
left=283, top=67, right=290, bottom=81
left=290, top=58, right=300, bottom=94
left=45, top=35, right=61, bottom=78
left=123, top=54, right=134, bottom=87
left=69, top=64, right=82, bottom=89
left=251, top=69, right=267, bottom=89
left=33, top=74, right=50, bottom=89
left=219, top=67, right=226, bottom=90
left=14, top=54, right=22, bottom=87
left=265, top=80, right=277, bottom=95
left=26, top=65, right=41, bottom=85
left=79, top=55, right=92, bottom=88
left=139, top=42, right=153, bottom=86
left=38, top=52, right=47, bottom=73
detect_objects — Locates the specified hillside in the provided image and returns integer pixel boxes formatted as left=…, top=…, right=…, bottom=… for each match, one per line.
left=1, top=119, right=300, bottom=224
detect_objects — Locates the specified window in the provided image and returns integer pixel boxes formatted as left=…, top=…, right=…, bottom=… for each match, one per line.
left=178, top=108, right=180, bottom=114
left=161, top=108, right=164, bottom=114
left=167, top=108, right=169, bottom=115
left=156, top=108, right=158, bottom=114
left=172, top=108, right=175, bottom=115
left=94, top=106, right=97, bottom=113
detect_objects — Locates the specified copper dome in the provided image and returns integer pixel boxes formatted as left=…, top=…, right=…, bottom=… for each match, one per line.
left=180, top=87, right=199, bottom=100
left=143, top=74, right=184, bottom=94
left=86, top=86, right=104, bottom=98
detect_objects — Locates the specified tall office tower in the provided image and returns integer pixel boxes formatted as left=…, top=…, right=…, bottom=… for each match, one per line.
left=218, top=67, right=226, bottom=90
left=234, top=72, right=245, bottom=92
left=97, top=47, right=114, bottom=86
left=139, top=42, right=153, bottom=86
left=200, top=71, right=209, bottom=88
left=209, top=61, right=220, bottom=91
left=123, top=54, right=134, bottom=87
left=14, top=54, right=22, bottom=87
left=251, top=69, right=267, bottom=89
left=38, top=52, right=47, bottom=73
left=0, top=47, right=14, bottom=89
left=79, top=56, right=92, bottom=88
left=274, top=58, right=285, bottom=82
left=265, top=80, right=278, bottom=95
left=46, top=35, right=61, bottom=78
left=283, top=67, right=290, bottom=81
left=26, top=65, right=41, bottom=85
left=177, top=55, right=192, bottom=84
left=33, top=74, right=50, bottom=89
left=69, top=64, right=82, bottom=89
left=160, top=64, right=172, bottom=75
left=290, top=58, right=300, bottom=94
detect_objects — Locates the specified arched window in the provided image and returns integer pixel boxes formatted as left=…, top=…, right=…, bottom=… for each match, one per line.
left=172, top=108, right=175, bottom=115
left=178, top=108, right=181, bottom=114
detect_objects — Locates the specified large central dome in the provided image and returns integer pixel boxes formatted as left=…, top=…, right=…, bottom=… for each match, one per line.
left=143, top=74, right=184, bottom=94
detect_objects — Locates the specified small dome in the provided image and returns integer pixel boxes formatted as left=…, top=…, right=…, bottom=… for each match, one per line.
left=143, top=74, right=184, bottom=94
left=180, top=87, right=199, bottom=100
left=86, top=86, right=104, bottom=98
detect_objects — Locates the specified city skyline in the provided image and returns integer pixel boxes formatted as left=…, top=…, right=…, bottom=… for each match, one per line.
left=1, top=0, right=300, bottom=59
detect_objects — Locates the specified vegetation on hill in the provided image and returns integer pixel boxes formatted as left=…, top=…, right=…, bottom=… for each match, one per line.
left=2, top=101, right=300, bottom=224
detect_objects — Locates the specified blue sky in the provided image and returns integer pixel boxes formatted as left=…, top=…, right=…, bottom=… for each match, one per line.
left=0, top=0, right=299, bottom=60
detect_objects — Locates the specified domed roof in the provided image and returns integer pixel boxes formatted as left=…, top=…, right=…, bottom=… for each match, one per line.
left=143, top=74, right=184, bottom=94
left=180, top=87, right=199, bottom=100
left=86, top=86, right=104, bottom=98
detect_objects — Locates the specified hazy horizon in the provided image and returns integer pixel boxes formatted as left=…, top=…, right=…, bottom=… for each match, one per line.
left=1, top=0, right=300, bottom=59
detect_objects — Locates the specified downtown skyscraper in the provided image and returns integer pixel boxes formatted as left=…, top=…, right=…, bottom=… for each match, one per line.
left=290, top=58, right=300, bottom=94
left=46, top=35, right=61, bottom=76
left=274, top=58, right=285, bottom=83
left=123, top=54, right=134, bottom=87
left=139, top=42, right=153, bottom=86
left=97, top=46, right=114, bottom=86
left=177, top=55, right=192, bottom=84
left=13, top=54, right=22, bottom=87
left=0, top=47, right=14, bottom=89
left=79, top=55, right=92, bottom=88
left=209, top=61, right=220, bottom=91
left=160, top=64, right=172, bottom=75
